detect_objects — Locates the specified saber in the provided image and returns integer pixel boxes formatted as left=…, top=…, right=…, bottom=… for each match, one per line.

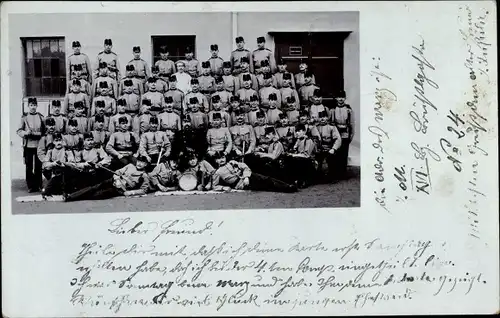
left=157, top=147, right=163, bottom=166
left=241, top=141, right=246, bottom=163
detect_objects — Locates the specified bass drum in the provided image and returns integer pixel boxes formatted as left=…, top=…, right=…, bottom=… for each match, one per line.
left=178, top=172, right=198, bottom=191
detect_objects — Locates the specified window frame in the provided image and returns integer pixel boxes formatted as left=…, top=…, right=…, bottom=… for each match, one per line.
left=151, top=35, right=197, bottom=65
left=21, top=36, right=66, bottom=98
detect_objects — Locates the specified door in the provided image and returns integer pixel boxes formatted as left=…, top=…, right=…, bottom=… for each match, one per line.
left=273, top=32, right=349, bottom=108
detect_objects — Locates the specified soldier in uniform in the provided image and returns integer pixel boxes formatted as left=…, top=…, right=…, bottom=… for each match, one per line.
left=17, top=97, right=44, bottom=192
left=119, top=65, right=144, bottom=96
left=94, top=39, right=121, bottom=80
left=309, top=88, right=329, bottom=123
left=68, top=64, right=92, bottom=95
left=120, top=79, right=141, bottom=117
left=253, top=110, right=273, bottom=152
left=149, top=65, right=168, bottom=94
left=187, top=97, right=208, bottom=130
left=105, top=116, right=139, bottom=169
left=175, top=115, right=206, bottom=160
left=211, top=76, right=232, bottom=111
left=247, top=95, right=265, bottom=126
left=92, top=62, right=118, bottom=99
left=208, top=95, right=231, bottom=128
left=186, top=78, right=210, bottom=113
left=91, top=81, right=116, bottom=116
left=208, top=44, right=224, bottom=76
left=211, top=151, right=297, bottom=193
left=138, top=116, right=171, bottom=171
left=164, top=76, right=185, bottom=115
left=330, top=90, right=355, bottom=180
left=72, top=102, right=89, bottom=134
left=148, top=154, right=181, bottom=192
left=276, top=59, right=296, bottom=89
left=41, top=133, right=77, bottom=196
left=256, top=60, right=278, bottom=89
left=88, top=101, right=111, bottom=132
left=283, top=123, right=318, bottom=188
left=259, top=73, right=281, bottom=110
left=63, top=118, right=84, bottom=160
left=222, top=61, right=240, bottom=94
left=158, top=99, right=181, bottom=144
left=37, top=117, right=57, bottom=181
left=252, top=36, right=276, bottom=74
left=67, top=41, right=92, bottom=84
left=229, top=96, right=249, bottom=123
left=183, top=46, right=201, bottom=78
left=295, top=60, right=316, bottom=89
left=127, top=46, right=150, bottom=85
left=229, top=108, right=256, bottom=161
left=142, top=77, right=165, bottom=116
left=275, top=113, right=296, bottom=153
left=90, top=114, right=111, bottom=149
left=231, top=36, right=253, bottom=75
left=173, top=60, right=192, bottom=94
left=298, top=71, right=319, bottom=110
left=198, top=62, right=216, bottom=98
left=236, top=74, right=259, bottom=105
left=279, top=73, right=300, bottom=111
left=109, top=99, right=133, bottom=133
left=315, top=110, right=342, bottom=182
left=155, top=46, right=176, bottom=82
left=237, top=57, right=258, bottom=91
left=63, top=79, right=91, bottom=118
left=285, top=96, right=300, bottom=125
left=266, top=93, right=283, bottom=125
left=178, top=149, right=215, bottom=191
left=49, top=100, right=67, bottom=133
left=206, top=112, right=233, bottom=165
left=298, top=109, right=321, bottom=147
left=132, top=99, right=153, bottom=134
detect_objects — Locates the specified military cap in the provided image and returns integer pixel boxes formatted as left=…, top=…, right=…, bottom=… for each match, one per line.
left=257, top=36, right=266, bottom=43
left=104, top=39, right=112, bottom=45
left=83, top=132, right=94, bottom=140
left=124, top=79, right=133, bottom=87
left=51, top=100, right=61, bottom=107
left=318, top=110, right=328, bottom=118
left=263, top=73, right=272, bottom=80
left=99, top=81, right=109, bottom=88
left=190, top=78, right=199, bottom=85
left=278, top=58, right=286, bottom=65
left=164, top=96, right=174, bottom=104
left=118, top=116, right=129, bottom=124
left=151, top=65, right=159, bottom=73
left=210, top=44, right=219, bottom=51
left=95, top=100, right=105, bottom=107
left=136, top=155, right=149, bottom=163
left=256, top=110, right=266, bottom=118
left=240, top=56, right=249, bottom=64
left=201, top=61, right=210, bottom=68
left=159, top=46, right=169, bottom=54
left=126, top=64, right=135, bottom=71
left=74, top=101, right=84, bottom=109
left=142, top=99, right=152, bottom=106
left=268, top=93, right=277, bottom=101
left=261, top=60, right=270, bottom=67
left=68, top=119, right=78, bottom=126
left=72, top=79, right=81, bottom=86
left=234, top=108, right=245, bottom=116
left=313, top=88, right=322, bottom=97
left=336, top=90, right=346, bottom=98
left=53, top=133, right=63, bottom=140
left=235, top=36, right=244, bottom=43
left=147, top=77, right=156, bottom=83
left=283, top=73, right=292, bottom=80
left=211, top=95, right=221, bottom=103
left=95, top=114, right=105, bottom=123
left=149, top=116, right=159, bottom=124
left=99, top=62, right=108, bottom=69
left=185, top=46, right=193, bottom=53
left=28, top=97, right=37, bottom=104
left=249, top=95, right=259, bottom=102
left=264, top=126, right=275, bottom=135
left=212, top=112, right=222, bottom=120
left=169, top=75, right=177, bottom=82
left=296, top=123, right=306, bottom=132
left=278, top=113, right=287, bottom=119
left=189, top=97, right=199, bottom=104
left=242, top=74, right=251, bottom=82
left=230, top=95, right=240, bottom=103
left=45, top=117, right=56, bottom=126
left=286, top=96, right=296, bottom=103
left=133, top=46, right=141, bottom=52
left=223, top=61, right=231, bottom=68
left=214, top=76, right=224, bottom=83
left=117, top=99, right=127, bottom=106
left=72, top=41, right=81, bottom=48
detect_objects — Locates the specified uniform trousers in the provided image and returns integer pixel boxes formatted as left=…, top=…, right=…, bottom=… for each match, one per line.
left=337, top=138, right=351, bottom=178
left=23, top=147, right=42, bottom=191
left=243, top=154, right=289, bottom=183
left=248, top=172, right=297, bottom=193
left=64, top=178, right=121, bottom=202
left=315, top=151, right=337, bottom=182
left=110, top=155, right=137, bottom=171
left=281, top=155, right=317, bottom=187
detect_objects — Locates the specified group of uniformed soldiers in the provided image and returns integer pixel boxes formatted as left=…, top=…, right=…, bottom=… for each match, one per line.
left=17, top=36, right=355, bottom=201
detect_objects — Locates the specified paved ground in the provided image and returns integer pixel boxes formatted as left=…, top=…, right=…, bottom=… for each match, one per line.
left=10, top=167, right=360, bottom=215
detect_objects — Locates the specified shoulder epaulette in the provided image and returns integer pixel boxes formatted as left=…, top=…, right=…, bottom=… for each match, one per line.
left=266, top=48, right=272, bottom=52
left=98, top=51, right=105, bottom=55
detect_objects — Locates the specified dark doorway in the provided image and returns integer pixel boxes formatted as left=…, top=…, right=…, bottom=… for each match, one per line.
left=272, top=32, right=350, bottom=107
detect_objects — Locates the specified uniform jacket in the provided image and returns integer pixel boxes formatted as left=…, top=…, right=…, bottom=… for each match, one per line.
left=120, top=92, right=141, bottom=115
left=139, top=130, right=171, bottom=157
left=67, top=53, right=92, bottom=78
left=186, top=91, right=209, bottom=112
left=236, top=88, right=258, bottom=104
left=222, top=74, right=240, bottom=93
left=266, top=108, right=283, bottom=125
left=252, top=48, right=276, bottom=73
left=50, top=114, right=68, bottom=134
left=109, top=113, right=132, bottom=133
left=213, top=161, right=252, bottom=190
left=298, top=84, right=319, bottom=106
left=90, top=130, right=110, bottom=149
left=256, top=73, right=278, bottom=89
left=330, top=104, right=354, bottom=139
left=206, top=127, right=233, bottom=153
left=91, top=95, right=116, bottom=116
left=63, top=92, right=91, bottom=115
left=317, top=124, right=342, bottom=151
left=164, top=89, right=185, bottom=113
left=92, top=76, right=118, bottom=99
left=259, top=86, right=281, bottom=109
left=17, top=112, right=44, bottom=148
left=95, top=51, right=121, bottom=78
left=279, top=87, right=300, bottom=111
left=293, top=137, right=316, bottom=157
left=106, top=131, right=138, bottom=156
left=295, top=72, right=316, bottom=89
left=127, top=58, right=150, bottom=78
left=275, top=72, right=296, bottom=89
left=155, top=59, right=176, bottom=78
left=230, top=49, right=253, bottom=73
left=209, top=56, right=224, bottom=76
left=229, top=124, right=256, bottom=153
left=37, top=133, right=55, bottom=162
left=119, top=77, right=144, bottom=96
left=237, top=72, right=259, bottom=91
left=276, top=126, right=296, bottom=152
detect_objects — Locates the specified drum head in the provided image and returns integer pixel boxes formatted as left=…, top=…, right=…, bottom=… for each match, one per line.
left=179, top=173, right=198, bottom=191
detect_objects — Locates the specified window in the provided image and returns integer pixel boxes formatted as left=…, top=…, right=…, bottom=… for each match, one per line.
left=151, top=35, right=196, bottom=65
left=22, top=37, right=66, bottom=97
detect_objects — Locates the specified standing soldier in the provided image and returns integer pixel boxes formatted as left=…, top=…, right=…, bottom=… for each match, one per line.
left=127, top=46, right=150, bottom=86
left=208, top=95, right=231, bottom=128
left=142, top=77, right=165, bottom=116
left=197, top=64, right=216, bottom=103
left=279, top=73, right=300, bottom=110
left=88, top=101, right=111, bottom=132
left=105, top=116, right=139, bottom=169
left=95, top=39, right=121, bottom=80
left=298, top=71, right=319, bottom=110
left=72, top=102, right=89, bottom=134
left=68, top=64, right=92, bottom=95
left=276, top=59, right=296, bottom=89
left=330, top=90, right=355, bottom=180
left=63, top=118, right=84, bottom=160
left=155, top=46, right=176, bottom=82
left=67, top=41, right=92, bottom=84
left=309, top=88, right=329, bottom=123
left=275, top=113, right=296, bottom=153
left=17, top=98, right=44, bottom=192
left=237, top=57, right=258, bottom=91
left=132, top=99, right=153, bottom=134
left=229, top=108, right=256, bottom=161
left=90, top=114, right=111, bottom=149
left=49, top=100, right=67, bottom=134
left=236, top=74, right=259, bottom=105
left=164, top=76, right=185, bottom=115
left=265, top=93, right=283, bottom=125
left=183, top=46, right=201, bottom=78
left=285, top=96, right=300, bottom=125
left=63, top=79, right=91, bottom=118
left=252, top=36, right=276, bottom=74
left=92, top=62, right=118, bottom=99
left=149, top=66, right=169, bottom=94
left=187, top=97, right=209, bottom=131
left=259, top=73, right=281, bottom=110
left=119, top=65, right=144, bottom=96
left=138, top=116, right=171, bottom=171
left=253, top=110, right=274, bottom=152
left=295, top=60, right=316, bottom=89
left=208, top=44, right=224, bottom=76
left=231, top=36, right=253, bottom=75
left=222, top=61, right=239, bottom=94
left=109, top=99, right=133, bottom=133
left=256, top=60, right=278, bottom=89
left=229, top=96, right=249, bottom=124
left=316, top=110, right=342, bottom=182
left=91, top=83, right=117, bottom=117
left=37, top=117, right=57, bottom=180
left=247, top=95, right=264, bottom=126
left=119, top=79, right=141, bottom=117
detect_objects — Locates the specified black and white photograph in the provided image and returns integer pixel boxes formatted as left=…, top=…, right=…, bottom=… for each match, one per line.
left=9, top=11, right=360, bottom=213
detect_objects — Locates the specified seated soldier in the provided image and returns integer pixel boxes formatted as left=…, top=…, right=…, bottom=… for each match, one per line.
left=283, top=123, right=318, bottom=188
left=188, top=97, right=208, bottom=130
left=138, top=116, right=171, bottom=171
left=211, top=76, right=232, bottom=111
left=63, top=118, right=84, bottom=159
left=285, top=96, right=300, bottom=125
left=229, top=96, right=249, bottom=124
left=208, top=95, right=231, bottom=128
left=179, top=149, right=215, bottom=191
left=198, top=61, right=216, bottom=96
left=64, top=155, right=150, bottom=201
left=149, top=65, right=169, bottom=94
left=247, top=95, right=265, bottom=126
left=309, top=88, right=329, bottom=124
left=109, top=99, right=132, bottom=133
left=50, top=100, right=67, bottom=133
left=212, top=151, right=297, bottom=193
left=186, top=78, right=210, bottom=112
left=275, top=113, right=296, bottom=153
left=72, top=101, right=89, bottom=134
left=315, top=110, right=342, bottom=182
left=87, top=100, right=110, bottom=132
left=105, top=116, right=139, bottom=169
left=120, top=79, right=141, bottom=117
left=206, top=112, right=233, bottom=164
left=164, top=75, right=185, bottom=115
left=266, top=93, right=283, bottom=125
left=245, top=126, right=285, bottom=181
left=229, top=108, right=256, bottom=161
left=148, top=154, right=182, bottom=192
left=158, top=98, right=181, bottom=144
left=41, top=133, right=78, bottom=196
left=90, top=114, right=111, bottom=150
left=119, top=64, right=144, bottom=96
left=142, top=77, right=165, bottom=116
left=91, top=82, right=116, bottom=116
left=253, top=110, right=273, bottom=152
left=132, top=99, right=152, bottom=134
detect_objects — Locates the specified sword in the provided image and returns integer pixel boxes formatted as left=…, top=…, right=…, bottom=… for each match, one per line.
left=156, top=147, right=163, bottom=166
left=241, top=141, right=246, bottom=163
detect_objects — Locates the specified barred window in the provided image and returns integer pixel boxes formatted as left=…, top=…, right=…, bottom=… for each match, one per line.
left=22, top=37, right=66, bottom=97
left=151, top=35, right=196, bottom=64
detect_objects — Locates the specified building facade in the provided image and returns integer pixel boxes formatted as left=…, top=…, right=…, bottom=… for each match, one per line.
left=8, top=11, right=360, bottom=179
